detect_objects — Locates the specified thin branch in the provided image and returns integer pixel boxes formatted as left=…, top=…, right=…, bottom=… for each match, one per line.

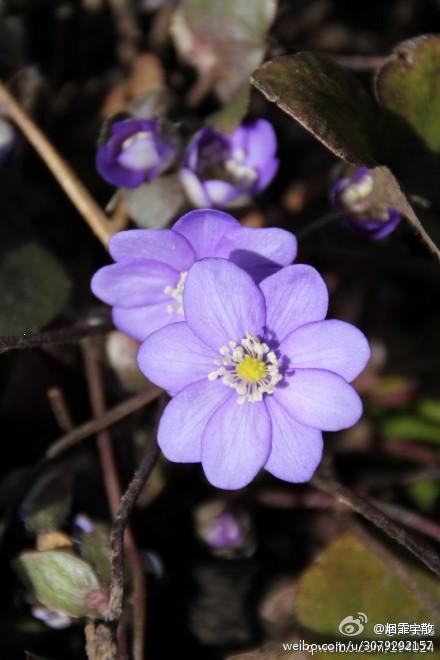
left=296, top=210, right=344, bottom=237
left=312, top=472, right=440, bottom=576
left=82, top=338, right=146, bottom=660
left=108, top=435, right=159, bottom=629
left=47, top=387, right=75, bottom=432
left=371, top=499, right=440, bottom=544
left=0, top=320, right=113, bottom=354
left=329, top=54, right=388, bottom=71
left=46, top=386, right=162, bottom=460
left=0, top=82, right=114, bottom=246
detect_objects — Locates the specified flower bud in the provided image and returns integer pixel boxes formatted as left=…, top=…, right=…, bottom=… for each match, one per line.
left=194, top=500, right=256, bottom=558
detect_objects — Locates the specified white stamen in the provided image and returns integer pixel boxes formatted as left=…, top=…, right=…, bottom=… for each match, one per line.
left=164, top=271, right=188, bottom=314
left=208, top=332, right=283, bottom=404
left=224, top=158, right=258, bottom=186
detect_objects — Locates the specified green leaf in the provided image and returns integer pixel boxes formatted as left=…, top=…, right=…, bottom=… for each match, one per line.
left=382, top=415, right=440, bottom=443
left=418, top=399, right=440, bottom=424
left=296, top=533, right=440, bottom=658
left=0, top=223, right=71, bottom=335
left=408, top=481, right=440, bottom=513
left=78, top=523, right=112, bottom=587
left=251, top=52, right=379, bottom=166
left=172, top=0, right=277, bottom=102
left=122, top=174, right=186, bottom=228
left=375, top=35, right=440, bottom=153
left=16, top=550, right=100, bottom=618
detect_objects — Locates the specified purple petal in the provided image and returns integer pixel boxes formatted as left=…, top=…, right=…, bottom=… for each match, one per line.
left=172, top=209, right=238, bottom=258
left=230, top=120, right=277, bottom=169
left=91, top=259, right=179, bottom=307
left=184, top=258, right=266, bottom=351
left=204, top=180, right=239, bottom=206
left=202, top=398, right=271, bottom=489
left=260, top=265, right=328, bottom=343
left=180, top=169, right=210, bottom=207
left=264, top=397, right=323, bottom=482
left=255, top=157, right=279, bottom=192
left=112, top=304, right=178, bottom=341
left=223, top=226, right=297, bottom=282
left=109, top=229, right=195, bottom=271
left=281, top=320, right=370, bottom=382
left=137, top=322, right=216, bottom=395
left=275, top=368, right=363, bottom=431
left=158, top=379, right=230, bottom=463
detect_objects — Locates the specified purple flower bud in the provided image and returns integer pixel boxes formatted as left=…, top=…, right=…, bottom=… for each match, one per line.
left=181, top=120, right=279, bottom=209
left=0, top=117, right=15, bottom=165
left=195, top=500, right=255, bottom=558
left=331, top=167, right=402, bottom=240
left=96, top=118, right=177, bottom=189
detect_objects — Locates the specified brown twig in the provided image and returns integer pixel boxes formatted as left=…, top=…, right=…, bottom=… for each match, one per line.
left=46, top=386, right=162, bottom=460
left=329, top=54, right=388, bottom=71
left=312, top=471, right=440, bottom=576
left=0, top=82, right=114, bottom=246
left=371, top=499, right=440, bottom=544
left=108, top=435, right=159, bottom=630
left=47, top=387, right=75, bottom=432
left=0, top=320, right=113, bottom=354
left=82, top=338, right=146, bottom=660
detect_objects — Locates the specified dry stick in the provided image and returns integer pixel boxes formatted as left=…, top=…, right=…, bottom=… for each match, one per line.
left=312, top=474, right=440, bottom=576
left=371, top=499, right=440, bottom=544
left=108, top=435, right=159, bottom=631
left=46, top=386, right=162, bottom=460
left=0, top=321, right=113, bottom=354
left=0, top=82, right=113, bottom=247
left=47, top=387, right=75, bottom=433
left=82, top=338, right=146, bottom=660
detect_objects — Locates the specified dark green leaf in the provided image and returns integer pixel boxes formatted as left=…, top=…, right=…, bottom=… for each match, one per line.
left=208, top=85, right=251, bottom=134
left=0, top=223, right=71, bottom=335
left=78, top=523, right=112, bottom=587
left=251, top=52, right=379, bottom=166
left=382, top=415, right=440, bottom=443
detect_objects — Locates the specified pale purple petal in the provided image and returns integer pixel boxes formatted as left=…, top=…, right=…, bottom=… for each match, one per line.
left=255, top=157, right=279, bottom=191
left=230, top=120, right=277, bottom=168
left=112, top=304, right=179, bottom=341
left=260, top=265, right=328, bottom=343
left=137, top=322, right=216, bottom=394
left=201, top=398, right=271, bottom=489
left=184, top=259, right=266, bottom=350
left=204, top=180, right=238, bottom=206
left=264, top=397, right=323, bottom=482
left=158, top=379, right=230, bottom=463
left=180, top=168, right=210, bottom=207
left=172, top=209, right=238, bottom=258
left=281, top=320, right=370, bottom=382
left=275, top=368, right=363, bottom=431
left=109, top=229, right=195, bottom=271
left=223, top=226, right=297, bottom=282
left=91, top=259, right=178, bottom=307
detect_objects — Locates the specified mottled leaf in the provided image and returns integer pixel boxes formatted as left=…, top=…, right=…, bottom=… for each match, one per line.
left=16, top=550, right=100, bottom=618
left=122, top=174, right=186, bottom=228
left=172, top=0, right=277, bottom=101
left=78, top=523, right=112, bottom=587
left=375, top=35, right=440, bottom=153
left=296, top=532, right=440, bottom=651
left=0, top=223, right=71, bottom=335
left=251, top=53, right=379, bottom=166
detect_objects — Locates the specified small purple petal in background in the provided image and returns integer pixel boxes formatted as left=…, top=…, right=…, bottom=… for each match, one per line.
left=181, top=120, right=279, bottom=209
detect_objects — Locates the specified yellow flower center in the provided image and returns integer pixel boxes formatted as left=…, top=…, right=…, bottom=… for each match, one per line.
left=235, top=355, right=267, bottom=383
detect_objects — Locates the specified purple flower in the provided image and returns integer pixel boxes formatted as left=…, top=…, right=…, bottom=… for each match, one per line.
left=331, top=167, right=401, bottom=239
left=181, top=120, right=279, bottom=208
left=195, top=500, right=255, bottom=558
left=96, top=118, right=176, bottom=189
left=91, top=209, right=297, bottom=342
left=138, top=259, right=370, bottom=490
